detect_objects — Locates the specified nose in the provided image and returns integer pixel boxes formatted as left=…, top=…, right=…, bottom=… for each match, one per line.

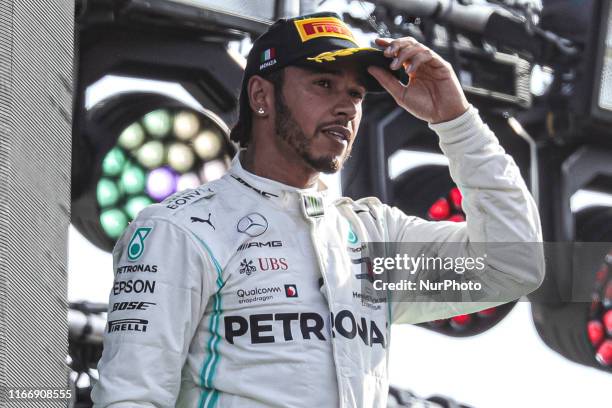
left=332, top=93, right=360, bottom=122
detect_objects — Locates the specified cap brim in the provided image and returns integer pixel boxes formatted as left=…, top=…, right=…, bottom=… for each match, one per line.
left=300, top=47, right=403, bottom=93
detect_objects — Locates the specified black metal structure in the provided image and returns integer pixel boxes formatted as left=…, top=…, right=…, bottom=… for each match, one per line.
left=342, top=0, right=612, bottom=372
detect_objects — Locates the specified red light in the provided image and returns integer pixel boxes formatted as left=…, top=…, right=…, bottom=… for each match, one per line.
left=477, top=307, right=497, bottom=318
left=595, top=340, right=612, bottom=366
left=604, top=282, right=612, bottom=309
left=590, top=297, right=602, bottom=316
left=447, top=214, right=465, bottom=223
left=428, top=198, right=450, bottom=221
left=449, top=187, right=463, bottom=210
left=450, top=314, right=472, bottom=329
left=587, top=320, right=605, bottom=347
left=603, top=310, right=612, bottom=335
left=595, top=266, right=608, bottom=284
left=428, top=319, right=448, bottom=328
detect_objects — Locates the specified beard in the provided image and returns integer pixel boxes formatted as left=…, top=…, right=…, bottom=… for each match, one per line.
left=274, top=93, right=350, bottom=174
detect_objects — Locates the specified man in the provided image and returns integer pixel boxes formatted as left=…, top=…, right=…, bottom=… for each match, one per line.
left=92, top=12, right=544, bottom=408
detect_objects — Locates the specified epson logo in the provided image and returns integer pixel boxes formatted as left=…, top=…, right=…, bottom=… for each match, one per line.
left=113, top=280, right=156, bottom=295
left=237, top=241, right=283, bottom=251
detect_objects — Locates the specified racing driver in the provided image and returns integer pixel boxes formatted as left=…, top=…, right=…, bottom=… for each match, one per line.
left=92, top=11, right=545, bottom=408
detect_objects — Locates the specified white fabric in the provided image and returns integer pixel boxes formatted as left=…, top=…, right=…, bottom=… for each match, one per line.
left=92, top=107, right=544, bottom=408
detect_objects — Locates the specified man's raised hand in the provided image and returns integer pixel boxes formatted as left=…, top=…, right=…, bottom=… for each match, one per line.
left=367, top=37, right=469, bottom=124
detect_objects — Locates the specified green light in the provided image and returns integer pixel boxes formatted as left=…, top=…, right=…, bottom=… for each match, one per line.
left=100, top=209, right=128, bottom=239
left=102, top=147, right=126, bottom=177
left=143, top=109, right=172, bottom=138
left=125, top=196, right=153, bottom=219
left=118, top=122, right=145, bottom=150
left=120, top=164, right=146, bottom=195
left=96, top=178, right=120, bottom=207
left=137, top=140, right=165, bottom=169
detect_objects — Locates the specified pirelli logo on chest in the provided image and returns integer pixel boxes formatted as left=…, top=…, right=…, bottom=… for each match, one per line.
left=294, top=17, right=357, bottom=44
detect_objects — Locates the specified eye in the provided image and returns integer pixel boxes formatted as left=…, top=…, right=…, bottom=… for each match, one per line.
left=350, top=90, right=365, bottom=100
left=315, top=79, right=331, bottom=88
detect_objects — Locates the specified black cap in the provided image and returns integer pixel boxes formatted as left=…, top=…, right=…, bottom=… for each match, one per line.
left=243, top=11, right=395, bottom=92
left=232, top=12, right=397, bottom=146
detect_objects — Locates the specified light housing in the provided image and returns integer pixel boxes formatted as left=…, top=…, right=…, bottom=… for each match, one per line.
left=72, top=92, right=236, bottom=252
left=591, top=0, right=612, bottom=122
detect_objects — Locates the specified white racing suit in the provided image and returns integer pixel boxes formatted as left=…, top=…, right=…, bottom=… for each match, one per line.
left=92, top=107, right=544, bottom=407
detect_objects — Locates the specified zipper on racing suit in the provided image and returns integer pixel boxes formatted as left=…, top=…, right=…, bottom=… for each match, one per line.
left=301, top=194, right=345, bottom=406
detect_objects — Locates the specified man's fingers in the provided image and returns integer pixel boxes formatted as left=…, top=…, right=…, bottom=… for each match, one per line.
left=405, top=49, right=434, bottom=73
left=367, top=66, right=404, bottom=98
left=390, top=46, right=423, bottom=69
left=375, top=38, right=392, bottom=46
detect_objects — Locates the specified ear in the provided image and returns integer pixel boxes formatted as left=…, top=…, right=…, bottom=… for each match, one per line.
left=248, top=75, right=274, bottom=118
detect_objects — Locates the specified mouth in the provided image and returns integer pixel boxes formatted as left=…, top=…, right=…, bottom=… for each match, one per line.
left=322, top=126, right=351, bottom=144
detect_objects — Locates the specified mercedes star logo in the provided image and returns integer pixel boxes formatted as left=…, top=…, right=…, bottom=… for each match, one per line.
left=237, top=213, right=268, bottom=237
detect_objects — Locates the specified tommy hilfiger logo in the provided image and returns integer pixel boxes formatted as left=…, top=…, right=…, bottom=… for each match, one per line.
left=260, top=48, right=277, bottom=70
left=303, top=195, right=324, bottom=218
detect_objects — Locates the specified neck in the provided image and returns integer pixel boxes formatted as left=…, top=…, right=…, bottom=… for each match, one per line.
left=242, top=132, right=320, bottom=189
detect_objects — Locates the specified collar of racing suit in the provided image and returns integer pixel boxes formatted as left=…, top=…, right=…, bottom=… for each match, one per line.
left=227, top=152, right=333, bottom=219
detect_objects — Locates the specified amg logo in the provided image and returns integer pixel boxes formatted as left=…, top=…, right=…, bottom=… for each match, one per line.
left=224, top=310, right=385, bottom=348
left=237, top=241, right=283, bottom=251
left=108, top=318, right=148, bottom=333
left=111, top=301, right=156, bottom=312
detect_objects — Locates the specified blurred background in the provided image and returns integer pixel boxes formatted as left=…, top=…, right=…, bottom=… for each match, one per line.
left=2, top=0, right=611, bottom=406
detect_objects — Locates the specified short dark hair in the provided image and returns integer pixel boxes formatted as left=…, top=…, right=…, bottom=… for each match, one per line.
left=230, top=69, right=285, bottom=148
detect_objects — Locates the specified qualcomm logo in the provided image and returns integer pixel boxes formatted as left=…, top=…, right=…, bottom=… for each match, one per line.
left=237, top=213, right=268, bottom=237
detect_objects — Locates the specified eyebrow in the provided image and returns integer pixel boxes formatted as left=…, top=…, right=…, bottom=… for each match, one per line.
left=300, top=65, right=342, bottom=75
left=300, top=65, right=367, bottom=90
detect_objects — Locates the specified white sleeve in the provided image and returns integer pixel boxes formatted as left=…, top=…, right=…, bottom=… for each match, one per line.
left=387, top=106, right=545, bottom=324
left=91, top=216, right=219, bottom=407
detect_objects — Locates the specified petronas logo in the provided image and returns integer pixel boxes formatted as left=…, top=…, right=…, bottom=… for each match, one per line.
left=303, top=195, right=324, bottom=218
left=127, top=227, right=152, bottom=262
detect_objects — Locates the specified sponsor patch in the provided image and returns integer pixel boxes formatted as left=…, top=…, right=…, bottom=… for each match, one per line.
left=127, top=227, right=152, bottom=262
left=294, top=17, right=356, bottom=44
left=285, top=284, right=298, bottom=298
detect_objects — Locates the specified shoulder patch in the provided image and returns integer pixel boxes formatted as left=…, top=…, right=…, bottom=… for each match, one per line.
left=162, top=187, right=215, bottom=211
left=127, top=227, right=152, bottom=261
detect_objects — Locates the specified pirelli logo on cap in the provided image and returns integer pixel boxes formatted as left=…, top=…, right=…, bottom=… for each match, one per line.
left=294, top=17, right=357, bottom=44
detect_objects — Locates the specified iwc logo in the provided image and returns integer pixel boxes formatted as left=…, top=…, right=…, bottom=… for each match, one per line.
left=127, top=227, right=152, bottom=262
